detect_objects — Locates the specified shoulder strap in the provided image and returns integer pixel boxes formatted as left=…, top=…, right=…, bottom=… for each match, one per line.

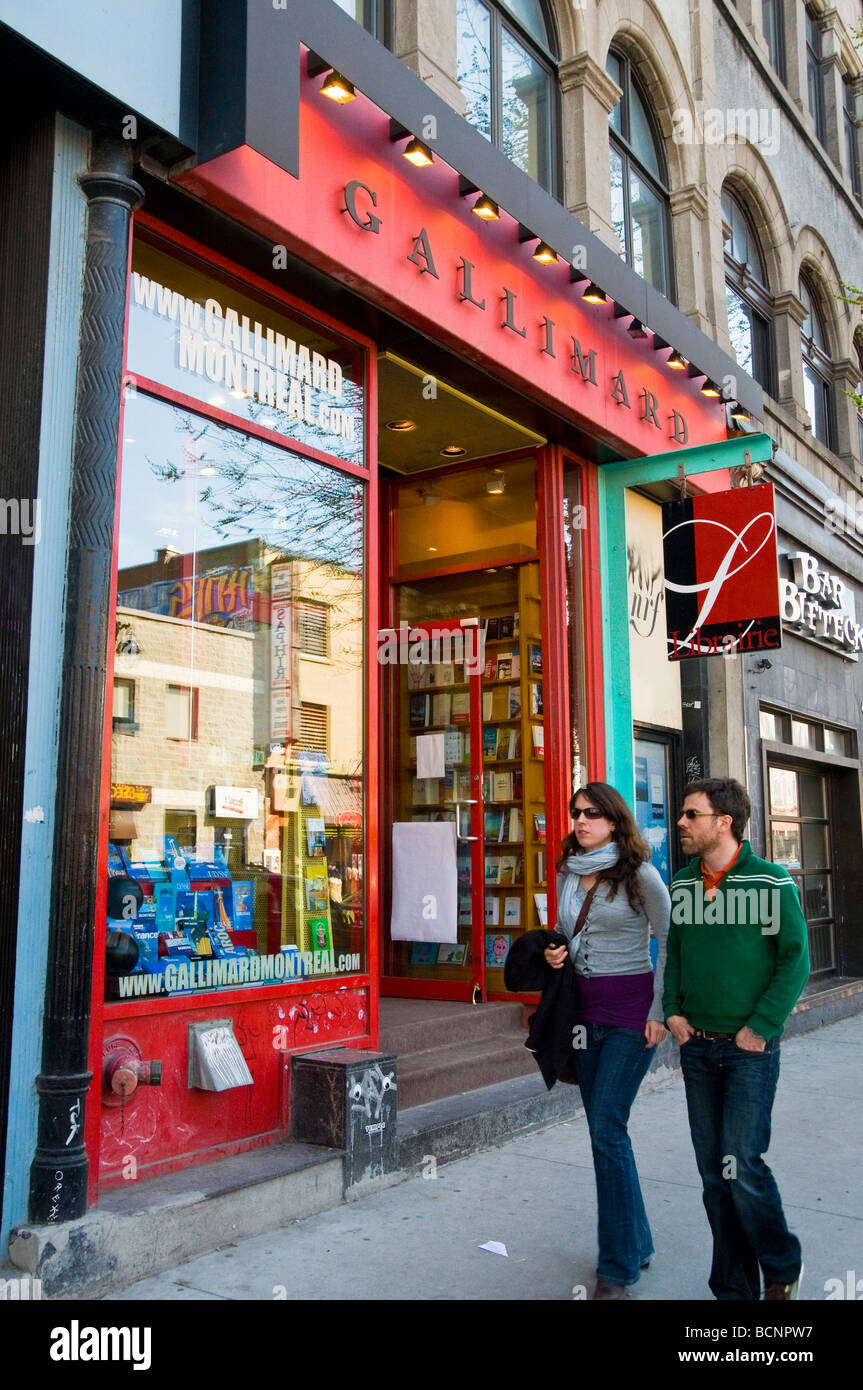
left=571, top=883, right=599, bottom=937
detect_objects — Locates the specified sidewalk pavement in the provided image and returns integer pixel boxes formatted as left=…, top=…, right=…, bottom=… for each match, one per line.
left=106, top=1013, right=863, bottom=1302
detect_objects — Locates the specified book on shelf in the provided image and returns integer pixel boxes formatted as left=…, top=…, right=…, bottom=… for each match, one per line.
left=437, top=942, right=468, bottom=965
left=482, top=726, right=498, bottom=760
left=482, top=690, right=493, bottom=721
left=513, top=611, right=520, bottom=637
left=409, top=693, right=430, bottom=728
left=451, top=691, right=470, bottom=724
left=492, top=770, right=513, bottom=802
left=533, top=892, right=548, bottom=926
left=484, top=808, right=505, bottom=842
left=485, top=932, right=511, bottom=968
left=530, top=682, right=543, bottom=717
left=495, top=654, right=512, bottom=681
left=439, top=664, right=456, bottom=687
left=512, top=768, right=523, bottom=801
left=304, top=876, right=329, bottom=914
left=408, top=735, right=417, bottom=768
left=444, top=729, right=464, bottom=764
left=531, top=723, right=545, bottom=757
left=481, top=770, right=493, bottom=803
left=410, top=941, right=439, bottom=965
left=507, top=807, right=523, bottom=842
left=490, top=685, right=510, bottom=721
left=534, top=811, right=546, bottom=841
left=483, top=653, right=497, bottom=681
left=305, top=818, right=326, bottom=857
left=499, top=615, right=514, bottom=639
left=498, top=854, right=518, bottom=886
left=496, top=726, right=518, bottom=760
left=508, top=684, right=521, bottom=718
left=432, top=691, right=451, bottom=726
left=484, top=895, right=501, bottom=926
left=485, top=617, right=500, bottom=641
left=457, top=895, right=472, bottom=926
left=442, top=768, right=456, bottom=803
left=536, top=849, right=546, bottom=882
left=503, top=895, right=521, bottom=927
left=529, top=643, right=542, bottom=674
left=484, top=857, right=501, bottom=886
left=407, top=660, right=430, bottom=691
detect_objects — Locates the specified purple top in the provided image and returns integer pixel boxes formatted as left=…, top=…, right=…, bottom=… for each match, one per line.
left=575, top=970, right=654, bottom=1032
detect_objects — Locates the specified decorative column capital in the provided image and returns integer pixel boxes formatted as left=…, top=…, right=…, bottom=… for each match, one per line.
left=670, top=184, right=709, bottom=221
left=559, top=52, right=621, bottom=114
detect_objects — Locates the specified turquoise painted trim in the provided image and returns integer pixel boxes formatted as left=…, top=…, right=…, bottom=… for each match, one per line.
left=2, top=117, right=89, bottom=1253
left=597, top=435, right=773, bottom=805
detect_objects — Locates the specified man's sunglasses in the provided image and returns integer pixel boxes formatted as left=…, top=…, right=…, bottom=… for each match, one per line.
left=680, top=809, right=727, bottom=820
left=572, top=807, right=606, bottom=820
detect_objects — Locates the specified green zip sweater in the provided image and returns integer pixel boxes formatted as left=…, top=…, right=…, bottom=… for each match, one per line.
left=662, top=840, right=810, bottom=1039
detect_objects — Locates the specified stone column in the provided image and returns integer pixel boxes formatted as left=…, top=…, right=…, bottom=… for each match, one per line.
left=669, top=184, right=711, bottom=335
left=831, top=356, right=863, bottom=468
left=558, top=52, right=621, bottom=248
left=819, top=10, right=847, bottom=171
left=772, top=289, right=810, bottom=428
left=28, top=133, right=143, bottom=1224
left=393, top=0, right=464, bottom=113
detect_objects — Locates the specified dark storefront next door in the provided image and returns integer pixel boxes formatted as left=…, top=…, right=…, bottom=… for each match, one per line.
left=767, top=762, right=836, bottom=975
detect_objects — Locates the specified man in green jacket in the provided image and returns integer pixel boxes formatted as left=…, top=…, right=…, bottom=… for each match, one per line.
left=663, top=777, right=810, bottom=1301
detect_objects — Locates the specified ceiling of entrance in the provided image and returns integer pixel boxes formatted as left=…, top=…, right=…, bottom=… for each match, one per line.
left=378, top=352, right=545, bottom=473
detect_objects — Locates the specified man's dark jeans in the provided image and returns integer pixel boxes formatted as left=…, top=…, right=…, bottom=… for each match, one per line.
left=680, top=1034, right=801, bottom=1300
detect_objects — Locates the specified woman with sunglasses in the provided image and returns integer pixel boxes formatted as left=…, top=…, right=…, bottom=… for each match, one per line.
left=544, top=781, right=670, bottom=1300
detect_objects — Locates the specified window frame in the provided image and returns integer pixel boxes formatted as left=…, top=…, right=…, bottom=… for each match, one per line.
left=721, top=188, right=776, bottom=396
left=805, top=8, right=827, bottom=146
left=799, top=276, right=835, bottom=451
left=606, top=46, right=676, bottom=304
left=165, top=683, right=199, bottom=743
left=456, top=0, right=561, bottom=197
left=762, top=0, right=787, bottom=86
left=296, top=600, right=331, bottom=660
left=112, top=676, right=137, bottom=733
left=843, top=79, right=861, bottom=201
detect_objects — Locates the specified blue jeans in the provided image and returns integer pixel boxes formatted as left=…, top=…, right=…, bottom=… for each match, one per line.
left=680, top=1035, right=801, bottom=1300
left=576, top=1024, right=656, bottom=1285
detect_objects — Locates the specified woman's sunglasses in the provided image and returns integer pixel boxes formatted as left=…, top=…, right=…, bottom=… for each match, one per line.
left=572, top=807, right=606, bottom=820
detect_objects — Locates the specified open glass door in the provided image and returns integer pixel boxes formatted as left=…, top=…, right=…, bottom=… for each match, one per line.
left=381, top=618, right=485, bottom=1000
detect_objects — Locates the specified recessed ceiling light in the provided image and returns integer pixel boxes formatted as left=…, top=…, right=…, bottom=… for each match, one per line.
left=320, top=71, right=355, bottom=103
left=440, top=445, right=466, bottom=457
left=385, top=419, right=416, bottom=432
left=486, top=471, right=506, bottom=495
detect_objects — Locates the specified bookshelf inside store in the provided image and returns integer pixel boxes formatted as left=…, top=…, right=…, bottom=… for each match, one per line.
left=391, top=564, right=547, bottom=995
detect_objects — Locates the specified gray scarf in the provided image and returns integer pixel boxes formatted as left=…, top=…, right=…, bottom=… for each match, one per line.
left=557, top=843, right=619, bottom=939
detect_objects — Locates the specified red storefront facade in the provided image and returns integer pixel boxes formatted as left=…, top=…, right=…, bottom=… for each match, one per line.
left=84, top=32, right=739, bottom=1201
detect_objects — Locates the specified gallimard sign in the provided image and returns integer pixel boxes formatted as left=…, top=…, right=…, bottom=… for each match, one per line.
left=117, top=949, right=362, bottom=997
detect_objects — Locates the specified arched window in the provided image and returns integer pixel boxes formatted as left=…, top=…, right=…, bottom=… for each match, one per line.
left=799, top=277, right=834, bottom=449
left=721, top=188, right=774, bottom=393
left=456, top=0, right=558, bottom=193
left=606, top=48, right=674, bottom=300
left=854, top=336, right=863, bottom=461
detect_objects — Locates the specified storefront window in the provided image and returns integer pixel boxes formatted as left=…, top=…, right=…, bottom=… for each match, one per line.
left=767, top=762, right=833, bottom=974
left=106, top=247, right=367, bottom=1001
left=563, top=465, right=588, bottom=792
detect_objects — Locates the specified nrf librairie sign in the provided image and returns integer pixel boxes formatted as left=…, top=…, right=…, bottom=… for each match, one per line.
left=662, top=483, right=782, bottom=661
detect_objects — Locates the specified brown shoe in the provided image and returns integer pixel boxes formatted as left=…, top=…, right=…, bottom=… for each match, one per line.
left=764, top=1265, right=802, bottom=1301
left=593, top=1279, right=627, bottom=1300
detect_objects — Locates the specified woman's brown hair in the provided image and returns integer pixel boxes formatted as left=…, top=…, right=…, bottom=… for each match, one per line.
left=557, top=782, right=650, bottom=913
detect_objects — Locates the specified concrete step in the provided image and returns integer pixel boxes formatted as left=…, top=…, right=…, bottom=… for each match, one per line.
left=8, top=1141, right=344, bottom=1300
left=394, top=1031, right=538, bottom=1108
left=379, top=998, right=527, bottom=1054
